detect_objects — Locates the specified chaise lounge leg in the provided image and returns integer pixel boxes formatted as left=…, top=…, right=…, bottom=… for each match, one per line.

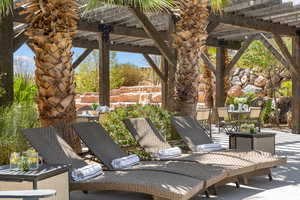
left=268, top=173, right=273, bottom=182
left=235, top=181, right=240, bottom=189
left=205, top=190, right=210, bottom=198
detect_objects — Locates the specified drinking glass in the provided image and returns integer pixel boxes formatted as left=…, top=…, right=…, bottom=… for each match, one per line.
left=10, top=152, right=21, bottom=170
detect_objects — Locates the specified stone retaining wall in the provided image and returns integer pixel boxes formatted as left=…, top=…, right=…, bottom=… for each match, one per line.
left=76, top=85, right=205, bottom=109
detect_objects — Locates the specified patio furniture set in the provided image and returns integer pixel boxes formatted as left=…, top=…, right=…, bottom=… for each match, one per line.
left=196, top=106, right=262, bottom=134
left=0, top=115, right=285, bottom=200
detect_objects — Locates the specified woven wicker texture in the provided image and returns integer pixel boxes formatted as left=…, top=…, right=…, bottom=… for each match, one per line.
left=71, top=122, right=227, bottom=187
left=71, top=170, right=204, bottom=200
left=21, top=126, right=206, bottom=200
left=124, top=117, right=286, bottom=178
left=72, top=122, right=128, bottom=169
left=123, top=118, right=172, bottom=154
left=171, top=116, right=212, bottom=151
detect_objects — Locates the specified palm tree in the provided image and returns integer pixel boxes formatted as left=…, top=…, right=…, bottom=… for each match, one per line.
left=19, top=0, right=81, bottom=152
left=173, top=0, right=227, bottom=116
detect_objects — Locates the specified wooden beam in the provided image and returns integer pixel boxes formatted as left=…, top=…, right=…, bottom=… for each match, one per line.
left=143, top=54, right=166, bottom=82
left=13, top=30, right=27, bottom=52
left=215, top=47, right=226, bottom=107
left=201, top=53, right=216, bottom=74
left=161, top=57, right=169, bottom=109
left=72, top=48, right=93, bottom=69
left=129, top=7, right=176, bottom=67
left=206, top=37, right=241, bottom=50
left=291, top=36, right=300, bottom=134
left=273, top=34, right=300, bottom=75
left=209, top=12, right=297, bottom=36
left=0, top=13, right=14, bottom=106
left=13, top=7, right=168, bottom=40
left=98, top=32, right=110, bottom=107
left=73, top=38, right=161, bottom=55
left=258, top=33, right=290, bottom=69
left=225, top=34, right=257, bottom=75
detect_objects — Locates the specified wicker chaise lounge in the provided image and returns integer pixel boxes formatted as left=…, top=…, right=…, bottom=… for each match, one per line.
left=71, top=122, right=227, bottom=189
left=21, top=126, right=206, bottom=200
left=124, top=117, right=286, bottom=185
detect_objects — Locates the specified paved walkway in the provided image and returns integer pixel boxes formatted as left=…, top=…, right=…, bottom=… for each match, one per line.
left=200, top=127, right=300, bottom=200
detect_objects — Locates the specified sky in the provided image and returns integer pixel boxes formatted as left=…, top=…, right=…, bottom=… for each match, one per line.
left=14, top=44, right=150, bottom=72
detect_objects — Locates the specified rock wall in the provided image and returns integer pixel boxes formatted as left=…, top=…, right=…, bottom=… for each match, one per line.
left=76, top=86, right=206, bottom=110
left=227, top=68, right=290, bottom=97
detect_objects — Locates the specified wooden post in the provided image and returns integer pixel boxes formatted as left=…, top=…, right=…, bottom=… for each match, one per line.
left=161, top=57, right=169, bottom=109
left=292, top=36, right=300, bottom=134
left=165, top=15, right=177, bottom=112
left=0, top=13, right=14, bottom=106
left=98, top=28, right=110, bottom=107
left=215, top=47, right=226, bottom=107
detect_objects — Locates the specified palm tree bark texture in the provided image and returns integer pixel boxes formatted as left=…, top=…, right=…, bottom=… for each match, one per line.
left=174, top=0, right=209, bottom=116
left=20, top=0, right=81, bottom=152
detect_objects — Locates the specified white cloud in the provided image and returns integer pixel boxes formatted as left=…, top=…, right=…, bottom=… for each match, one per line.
left=14, top=55, right=34, bottom=64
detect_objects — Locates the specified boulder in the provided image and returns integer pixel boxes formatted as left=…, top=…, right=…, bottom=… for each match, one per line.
left=242, top=85, right=262, bottom=93
left=228, top=85, right=244, bottom=97
left=233, top=68, right=241, bottom=76
left=249, top=74, right=258, bottom=84
left=254, top=76, right=267, bottom=87
left=241, top=75, right=248, bottom=85
left=231, top=76, right=242, bottom=85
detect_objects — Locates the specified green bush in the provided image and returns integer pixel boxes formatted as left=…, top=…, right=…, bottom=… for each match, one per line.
left=110, top=63, right=144, bottom=89
left=100, top=105, right=174, bottom=158
left=0, top=103, right=40, bottom=165
left=261, top=99, right=273, bottom=124
left=14, top=77, right=37, bottom=103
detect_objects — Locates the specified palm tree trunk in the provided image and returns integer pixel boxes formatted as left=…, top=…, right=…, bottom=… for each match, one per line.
left=21, top=0, right=81, bottom=152
left=174, top=0, right=209, bottom=116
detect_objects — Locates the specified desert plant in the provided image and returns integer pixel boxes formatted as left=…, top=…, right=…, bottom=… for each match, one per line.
left=14, top=76, right=37, bottom=104
left=261, top=99, right=273, bottom=123
left=0, top=103, right=40, bottom=165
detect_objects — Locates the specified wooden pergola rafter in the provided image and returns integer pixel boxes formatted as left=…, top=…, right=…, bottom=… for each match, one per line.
left=3, top=0, right=300, bottom=133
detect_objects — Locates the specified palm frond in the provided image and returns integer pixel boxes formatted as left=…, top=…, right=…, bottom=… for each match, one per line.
left=86, top=0, right=175, bottom=12
left=210, top=0, right=229, bottom=13
left=0, top=0, right=13, bottom=15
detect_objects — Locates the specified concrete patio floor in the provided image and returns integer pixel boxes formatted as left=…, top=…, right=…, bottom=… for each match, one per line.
left=200, top=127, right=300, bottom=200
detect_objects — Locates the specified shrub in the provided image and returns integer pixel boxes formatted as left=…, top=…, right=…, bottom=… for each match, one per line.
left=110, top=64, right=144, bottom=89
left=14, top=76, right=37, bottom=103
left=100, top=105, right=174, bottom=158
left=261, top=99, right=273, bottom=124
left=0, top=103, right=40, bottom=165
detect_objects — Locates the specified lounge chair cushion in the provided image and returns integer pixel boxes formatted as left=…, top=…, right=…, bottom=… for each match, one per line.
left=72, top=164, right=104, bottom=182
left=111, top=154, right=140, bottom=169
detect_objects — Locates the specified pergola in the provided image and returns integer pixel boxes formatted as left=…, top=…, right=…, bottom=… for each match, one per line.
left=1, top=0, right=300, bottom=133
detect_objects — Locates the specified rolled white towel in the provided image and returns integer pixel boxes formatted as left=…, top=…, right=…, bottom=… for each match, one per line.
left=72, top=164, right=103, bottom=182
left=111, top=154, right=140, bottom=169
left=154, top=147, right=182, bottom=159
left=158, top=147, right=182, bottom=158
left=96, top=106, right=110, bottom=113
left=196, top=143, right=223, bottom=152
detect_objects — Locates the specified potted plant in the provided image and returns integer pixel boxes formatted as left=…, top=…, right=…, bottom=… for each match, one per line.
left=89, top=103, right=99, bottom=116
